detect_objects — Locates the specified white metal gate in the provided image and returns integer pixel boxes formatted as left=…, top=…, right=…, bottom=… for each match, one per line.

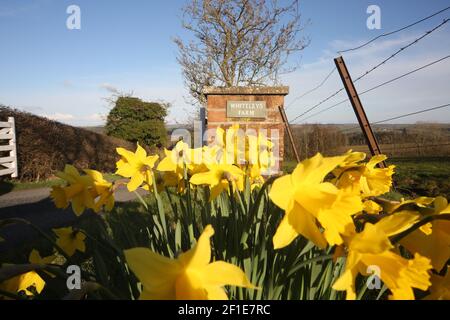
left=0, top=117, right=18, bottom=178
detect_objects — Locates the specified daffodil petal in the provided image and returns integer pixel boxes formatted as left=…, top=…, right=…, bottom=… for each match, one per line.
left=116, top=147, right=138, bottom=163
left=269, top=175, right=295, bottom=210
left=201, top=261, right=255, bottom=289
left=116, top=163, right=135, bottom=178
left=375, top=210, right=420, bottom=237
left=190, top=171, right=220, bottom=186
left=293, top=154, right=346, bottom=184
left=350, top=223, right=392, bottom=254
left=157, top=155, right=177, bottom=172
left=204, top=286, right=229, bottom=300
left=124, top=248, right=181, bottom=300
left=179, top=225, right=214, bottom=268
left=272, top=213, right=300, bottom=249
left=127, top=173, right=144, bottom=192
left=136, top=143, right=147, bottom=160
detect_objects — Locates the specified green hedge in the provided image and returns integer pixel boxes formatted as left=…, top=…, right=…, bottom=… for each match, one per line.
left=0, top=106, right=134, bottom=181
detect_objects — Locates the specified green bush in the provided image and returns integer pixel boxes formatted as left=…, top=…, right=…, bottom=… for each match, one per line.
left=105, top=97, right=168, bottom=147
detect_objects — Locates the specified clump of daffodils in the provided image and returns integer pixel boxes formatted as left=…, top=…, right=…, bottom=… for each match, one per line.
left=269, top=151, right=449, bottom=300
left=42, top=124, right=450, bottom=301
left=50, top=125, right=276, bottom=213
left=51, top=165, right=114, bottom=215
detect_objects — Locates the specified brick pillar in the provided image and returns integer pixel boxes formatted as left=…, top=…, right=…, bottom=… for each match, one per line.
left=203, top=86, right=289, bottom=171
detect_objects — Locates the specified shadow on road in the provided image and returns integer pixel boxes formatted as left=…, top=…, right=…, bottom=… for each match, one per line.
left=0, top=181, right=14, bottom=196
left=0, top=197, right=92, bottom=255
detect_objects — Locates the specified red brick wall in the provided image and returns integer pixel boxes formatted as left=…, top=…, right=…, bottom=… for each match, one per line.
left=205, top=92, right=286, bottom=168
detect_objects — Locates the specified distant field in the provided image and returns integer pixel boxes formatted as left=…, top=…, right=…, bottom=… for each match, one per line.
left=390, top=157, right=450, bottom=199
left=336, top=143, right=450, bottom=158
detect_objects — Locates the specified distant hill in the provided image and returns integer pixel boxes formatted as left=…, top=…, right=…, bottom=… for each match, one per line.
left=291, top=123, right=450, bottom=134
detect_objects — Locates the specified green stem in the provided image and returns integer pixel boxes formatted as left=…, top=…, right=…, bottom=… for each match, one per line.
left=248, top=175, right=278, bottom=220
left=80, top=229, right=122, bottom=257
left=165, top=188, right=179, bottom=221
left=287, top=254, right=334, bottom=278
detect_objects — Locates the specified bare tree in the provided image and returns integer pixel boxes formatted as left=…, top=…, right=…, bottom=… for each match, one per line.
left=174, top=0, right=309, bottom=105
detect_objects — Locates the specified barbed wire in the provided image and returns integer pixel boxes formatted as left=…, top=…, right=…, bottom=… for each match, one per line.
left=341, top=103, right=450, bottom=133
left=287, top=18, right=450, bottom=123
left=372, top=103, right=450, bottom=124
left=288, top=87, right=346, bottom=123
left=357, top=54, right=450, bottom=95
left=285, top=67, right=336, bottom=110
left=293, top=54, right=450, bottom=124
left=352, top=18, right=449, bottom=83
left=337, top=6, right=450, bottom=54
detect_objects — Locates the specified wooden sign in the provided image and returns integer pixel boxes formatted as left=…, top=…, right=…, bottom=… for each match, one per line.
left=226, top=101, right=267, bottom=118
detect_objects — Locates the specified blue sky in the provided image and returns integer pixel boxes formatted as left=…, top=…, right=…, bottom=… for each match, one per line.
left=0, top=0, right=449, bottom=125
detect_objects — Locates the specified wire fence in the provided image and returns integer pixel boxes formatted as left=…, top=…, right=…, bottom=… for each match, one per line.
left=281, top=7, right=450, bottom=160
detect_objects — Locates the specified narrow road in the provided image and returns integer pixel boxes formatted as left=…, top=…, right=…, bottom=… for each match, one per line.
left=0, top=185, right=145, bottom=209
left=0, top=186, right=147, bottom=254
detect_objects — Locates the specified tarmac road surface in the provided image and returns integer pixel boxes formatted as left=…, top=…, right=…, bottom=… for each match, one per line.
left=0, top=185, right=147, bottom=254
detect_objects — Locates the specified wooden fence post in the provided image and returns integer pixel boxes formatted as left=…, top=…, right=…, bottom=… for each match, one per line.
left=334, top=56, right=386, bottom=167
left=278, top=105, right=300, bottom=163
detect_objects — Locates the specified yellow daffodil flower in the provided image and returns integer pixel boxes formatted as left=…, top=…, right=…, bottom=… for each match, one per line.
left=51, top=186, right=68, bottom=209
left=201, top=145, right=222, bottom=166
left=29, top=249, right=57, bottom=265
left=156, top=140, right=190, bottom=192
left=247, top=130, right=273, bottom=151
left=335, top=153, right=395, bottom=197
left=53, top=227, right=86, bottom=257
left=151, top=171, right=182, bottom=193
left=188, top=147, right=210, bottom=174
left=28, top=250, right=59, bottom=278
left=383, top=196, right=435, bottom=214
left=243, top=131, right=276, bottom=184
left=51, top=166, right=115, bottom=215
left=400, top=196, right=450, bottom=272
left=269, top=153, right=363, bottom=249
left=211, top=125, right=276, bottom=173
left=0, top=271, right=45, bottom=298
left=424, top=266, right=450, bottom=300
left=116, top=143, right=159, bottom=192
left=190, top=164, right=244, bottom=200
left=223, top=124, right=246, bottom=165
left=332, top=211, right=432, bottom=300
left=157, top=140, right=191, bottom=172
left=360, top=155, right=395, bottom=197
left=124, top=225, right=255, bottom=300
left=213, top=127, right=226, bottom=148
left=84, top=169, right=115, bottom=212
left=247, top=164, right=265, bottom=190
left=50, top=164, right=95, bottom=215
left=362, top=200, right=383, bottom=214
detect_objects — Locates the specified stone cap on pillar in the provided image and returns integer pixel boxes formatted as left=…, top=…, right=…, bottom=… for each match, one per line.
left=203, top=86, right=289, bottom=96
